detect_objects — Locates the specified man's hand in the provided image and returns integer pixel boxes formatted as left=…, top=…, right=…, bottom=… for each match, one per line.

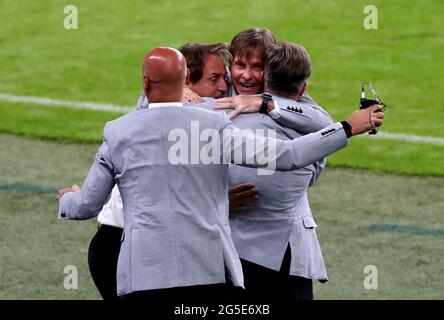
left=55, top=184, right=80, bottom=206
left=347, top=104, right=384, bottom=136
left=183, top=85, right=204, bottom=103
left=228, top=182, right=260, bottom=213
left=214, top=96, right=263, bottom=119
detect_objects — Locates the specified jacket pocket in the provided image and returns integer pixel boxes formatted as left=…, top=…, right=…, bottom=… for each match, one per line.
left=302, top=215, right=318, bottom=229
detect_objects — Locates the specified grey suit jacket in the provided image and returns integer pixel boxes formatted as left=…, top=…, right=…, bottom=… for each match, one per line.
left=184, top=95, right=331, bottom=280
left=228, top=111, right=330, bottom=281
left=58, top=105, right=347, bottom=296
left=194, top=94, right=332, bottom=280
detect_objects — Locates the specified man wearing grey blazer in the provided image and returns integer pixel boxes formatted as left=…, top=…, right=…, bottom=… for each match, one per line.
left=226, top=42, right=337, bottom=302
left=56, top=47, right=383, bottom=302
left=87, top=42, right=254, bottom=301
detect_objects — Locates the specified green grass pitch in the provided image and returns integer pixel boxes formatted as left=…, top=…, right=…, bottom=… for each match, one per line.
left=0, top=0, right=443, bottom=300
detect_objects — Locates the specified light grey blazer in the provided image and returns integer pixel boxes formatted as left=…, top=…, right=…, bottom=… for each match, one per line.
left=228, top=111, right=330, bottom=281
left=58, top=105, right=347, bottom=296
left=194, top=94, right=332, bottom=280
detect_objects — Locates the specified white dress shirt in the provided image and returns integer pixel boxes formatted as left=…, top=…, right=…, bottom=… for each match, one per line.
left=97, top=185, right=124, bottom=228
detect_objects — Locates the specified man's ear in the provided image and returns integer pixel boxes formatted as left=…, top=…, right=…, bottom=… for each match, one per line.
left=185, top=68, right=191, bottom=85
left=299, top=82, right=307, bottom=97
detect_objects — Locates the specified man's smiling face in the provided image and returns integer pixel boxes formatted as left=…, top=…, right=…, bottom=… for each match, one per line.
left=230, top=50, right=264, bottom=95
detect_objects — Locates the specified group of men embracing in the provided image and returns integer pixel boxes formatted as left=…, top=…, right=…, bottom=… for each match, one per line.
left=56, top=28, right=384, bottom=303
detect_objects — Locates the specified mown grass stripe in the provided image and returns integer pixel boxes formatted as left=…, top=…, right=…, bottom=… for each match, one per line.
left=363, top=224, right=444, bottom=237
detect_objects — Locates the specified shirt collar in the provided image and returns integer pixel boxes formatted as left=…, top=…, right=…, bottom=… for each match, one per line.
left=148, top=102, right=183, bottom=109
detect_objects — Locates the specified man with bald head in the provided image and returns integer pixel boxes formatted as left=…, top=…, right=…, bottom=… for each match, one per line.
left=56, top=47, right=383, bottom=302
left=57, top=47, right=244, bottom=302
left=143, top=48, right=187, bottom=101
left=88, top=44, right=252, bottom=301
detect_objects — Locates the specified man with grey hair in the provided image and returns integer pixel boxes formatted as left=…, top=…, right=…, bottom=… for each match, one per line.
left=264, top=42, right=312, bottom=99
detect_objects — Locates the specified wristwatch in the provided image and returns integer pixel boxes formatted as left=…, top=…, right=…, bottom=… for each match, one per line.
left=260, top=93, right=272, bottom=113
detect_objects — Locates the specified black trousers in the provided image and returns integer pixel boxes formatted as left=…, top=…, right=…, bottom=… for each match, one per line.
left=240, top=245, right=313, bottom=302
left=88, top=224, right=123, bottom=301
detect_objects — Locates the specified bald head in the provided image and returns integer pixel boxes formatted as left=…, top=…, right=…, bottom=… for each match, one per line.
left=143, top=47, right=187, bottom=103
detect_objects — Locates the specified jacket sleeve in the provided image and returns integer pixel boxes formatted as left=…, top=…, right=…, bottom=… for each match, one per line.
left=58, top=127, right=115, bottom=220
left=219, top=113, right=348, bottom=174
left=272, top=94, right=331, bottom=183
left=272, top=94, right=334, bottom=134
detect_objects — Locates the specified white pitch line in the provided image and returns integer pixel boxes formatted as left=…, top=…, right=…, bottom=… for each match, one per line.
left=363, top=131, right=444, bottom=146
left=1, top=93, right=444, bottom=146
left=0, top=93, right=133, bottom=113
